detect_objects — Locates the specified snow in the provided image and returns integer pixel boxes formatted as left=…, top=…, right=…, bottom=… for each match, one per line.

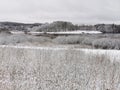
left=0, top=45, right=119, bottom=62
left=47, top=30, right=102, bottom=34
left=80, top=48, right=120, bottom=62
left=0, top=45, right=120, bottom=90
left=11, top=31, right=24, bottom=34
left=11, top=30, right=102, bottom=35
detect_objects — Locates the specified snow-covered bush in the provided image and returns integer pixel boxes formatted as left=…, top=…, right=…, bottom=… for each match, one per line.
left=0, top=34, right=51, bottom=45
left=82, top=37, right=95, bottom=45
left=53, top=36, right=85, bottom=44
left=92, top=38, right=120, bottom=49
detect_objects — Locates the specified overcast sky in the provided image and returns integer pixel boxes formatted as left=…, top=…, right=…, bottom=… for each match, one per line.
left=0, top=0, right=120, bottom=24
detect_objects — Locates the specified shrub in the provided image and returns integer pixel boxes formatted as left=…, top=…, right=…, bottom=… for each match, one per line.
left=0, top=28, right=11, bottom=34
left=92, top=38, right=120, bottom=49
left=82, top=37, right=95, bottom=45
left=0, top=34, right=52, bottom=45
left=53, top=36, right=85, bottom=44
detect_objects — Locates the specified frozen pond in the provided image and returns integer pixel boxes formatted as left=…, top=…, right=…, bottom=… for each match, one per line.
left=11, top=30, right=102, bottom=35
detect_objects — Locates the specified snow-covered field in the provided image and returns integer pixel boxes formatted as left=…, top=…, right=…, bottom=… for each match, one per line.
left=0, top=45, right=120, bottom=90
left=0, top=45, right=119, bottom=62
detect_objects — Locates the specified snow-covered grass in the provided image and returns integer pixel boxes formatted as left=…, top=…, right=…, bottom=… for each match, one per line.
left=53, top=36, right=84, bottom=44
left=2, top=31, right=120, bottom=51
left=0, top=45, right=120, bottom=61
left=53, top=35, right=97, bottom=45
left=93, top=38, right=120, bottom=49
left=0, top=34, right=52, bottom=45
left=0, top=45, right=120, bottom=90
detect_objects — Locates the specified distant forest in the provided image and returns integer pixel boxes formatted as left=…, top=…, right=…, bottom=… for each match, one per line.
left=0, top=21, right=120, bottom=33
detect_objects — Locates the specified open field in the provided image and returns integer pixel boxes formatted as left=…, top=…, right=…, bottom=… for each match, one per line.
left=0, top=1, right=120, bottom=90
left=0, top=45, right=120, bottom=90
left=0, top=29, right=120, bottom=90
